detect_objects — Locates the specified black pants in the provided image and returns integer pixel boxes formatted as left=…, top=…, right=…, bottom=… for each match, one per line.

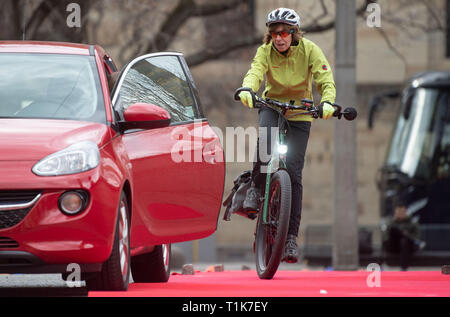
left=252, top=107, right=311, bottom=237
left=384, top=227, right=416, bottom=270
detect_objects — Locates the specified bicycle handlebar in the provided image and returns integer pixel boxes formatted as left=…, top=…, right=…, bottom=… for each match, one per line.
left=234, top=87, right=357, bottom=121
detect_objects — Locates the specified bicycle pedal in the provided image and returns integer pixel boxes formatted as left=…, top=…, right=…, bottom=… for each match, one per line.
left=247, top=210, right=258, bottom=220
left=243, top=207, right=259, bottom=214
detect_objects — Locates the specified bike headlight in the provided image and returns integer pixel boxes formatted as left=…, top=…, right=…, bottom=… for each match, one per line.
left=32, top=141, right=100, bottom=176
left=277, top=144, right=288, bottom=155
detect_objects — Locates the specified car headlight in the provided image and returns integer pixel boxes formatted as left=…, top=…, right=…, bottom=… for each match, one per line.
left=32, top=141, right=100, bottom=176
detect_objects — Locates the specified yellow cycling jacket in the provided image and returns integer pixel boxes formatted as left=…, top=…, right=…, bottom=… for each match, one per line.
left=242, top=38, right=336, bottom=122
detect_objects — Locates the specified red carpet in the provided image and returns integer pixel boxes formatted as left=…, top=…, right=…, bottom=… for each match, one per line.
left=89, top=270, right=450, bottom=297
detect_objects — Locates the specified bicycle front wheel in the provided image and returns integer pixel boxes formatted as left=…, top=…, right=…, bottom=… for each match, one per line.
left=255, top=169, right=291, bottom=279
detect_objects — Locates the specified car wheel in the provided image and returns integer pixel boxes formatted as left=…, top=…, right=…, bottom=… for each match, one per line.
left=131, top=243, right=171, bottom=283
left=86, top=192, right=130, bottom=291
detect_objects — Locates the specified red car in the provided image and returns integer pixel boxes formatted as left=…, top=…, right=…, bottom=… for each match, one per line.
left=0, top=41, right=225, bottom=291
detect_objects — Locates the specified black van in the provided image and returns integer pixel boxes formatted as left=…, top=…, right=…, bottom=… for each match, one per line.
left=370, top=72, right=450, bottom=265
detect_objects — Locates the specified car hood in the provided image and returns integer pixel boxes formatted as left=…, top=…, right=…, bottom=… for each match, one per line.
left=0, top=119, right=111, bottom=161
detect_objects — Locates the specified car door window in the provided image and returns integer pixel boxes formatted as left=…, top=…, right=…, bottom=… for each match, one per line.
left=114, top=55, right=196, bottom=123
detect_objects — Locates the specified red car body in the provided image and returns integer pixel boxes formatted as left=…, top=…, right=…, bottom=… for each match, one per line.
left=0, top=41, right=225, bottom=285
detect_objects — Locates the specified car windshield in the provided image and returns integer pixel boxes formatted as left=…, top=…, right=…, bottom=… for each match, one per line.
left=0, top=53, right=105, bottom=123
left=386, top=87, right=450, bottom=179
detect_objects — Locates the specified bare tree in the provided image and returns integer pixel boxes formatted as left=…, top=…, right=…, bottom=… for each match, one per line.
left=356, top=0, right=447, bottom=80
left=129, top=0, right=378, bottom=66
left=1, top=0, right=446, bottom=69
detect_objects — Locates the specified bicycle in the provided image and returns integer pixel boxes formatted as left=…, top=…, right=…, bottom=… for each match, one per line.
left=223, top=88, right=357, bottom=279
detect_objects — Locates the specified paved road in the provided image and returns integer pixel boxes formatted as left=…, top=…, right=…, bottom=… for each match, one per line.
left=0, top=262, right=441, bottom=297
left=0, top=261, right=304, bottom=296
left=0, top=273, right=86, bottom=296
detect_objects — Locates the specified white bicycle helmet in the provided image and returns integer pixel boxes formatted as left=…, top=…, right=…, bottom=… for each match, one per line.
left=266, top=8, right=300, bottom=28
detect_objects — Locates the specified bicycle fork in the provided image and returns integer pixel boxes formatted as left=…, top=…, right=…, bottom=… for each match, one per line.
left=261, top=131, right=288, bottom=224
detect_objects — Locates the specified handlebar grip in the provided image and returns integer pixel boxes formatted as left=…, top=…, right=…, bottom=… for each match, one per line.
left=332, top=103, right=342, bottom=118
left=234, top=87, right=252, bottom=101
left=329, top=103, right=357, bottom=121
left=234, top=87, right=257, bottom=108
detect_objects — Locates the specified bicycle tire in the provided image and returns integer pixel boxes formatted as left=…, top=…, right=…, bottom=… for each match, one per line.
left=255, top=169, right=291, bottom=279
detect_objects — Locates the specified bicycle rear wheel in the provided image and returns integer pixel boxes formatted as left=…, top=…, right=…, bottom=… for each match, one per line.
left=255, top=169, right=291, bottom=279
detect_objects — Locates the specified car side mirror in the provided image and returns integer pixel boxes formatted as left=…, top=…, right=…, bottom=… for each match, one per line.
left=118, top=103, right=171, bottom=133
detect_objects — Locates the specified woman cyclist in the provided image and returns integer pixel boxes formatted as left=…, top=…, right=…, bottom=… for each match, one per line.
left=238, top=8, right=336, bottom=263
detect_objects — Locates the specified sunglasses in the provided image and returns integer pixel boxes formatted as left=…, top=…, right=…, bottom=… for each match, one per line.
left=270, top=30, right=294, bottom=39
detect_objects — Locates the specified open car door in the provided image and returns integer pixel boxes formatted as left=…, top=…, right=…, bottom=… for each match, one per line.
left=111, top=52, right=225, bottom=247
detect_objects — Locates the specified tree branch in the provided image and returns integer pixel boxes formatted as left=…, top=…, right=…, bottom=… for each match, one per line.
left=186, top=34, right=261, bottom=66
left=418, top=0, right=444, bottom=30
left=375, top=26, right=408, bottom=81
left=304, top=0, right=377, bottom=32
left=307, top=0, right=330, bottom=28
left=192, top=0, right=242, bottom=16
left=138, top=0, right=243, bottom=57
left=0, top=0, right=22, bottom=40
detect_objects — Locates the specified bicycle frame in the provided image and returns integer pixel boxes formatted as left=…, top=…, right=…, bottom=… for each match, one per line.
left=261, top=109, right=289, bottom=225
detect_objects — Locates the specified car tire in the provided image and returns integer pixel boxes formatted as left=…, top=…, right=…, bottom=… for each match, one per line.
left=131, top=244, right=171, bottom=283
left=86, top=192, right=130, bottom=291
